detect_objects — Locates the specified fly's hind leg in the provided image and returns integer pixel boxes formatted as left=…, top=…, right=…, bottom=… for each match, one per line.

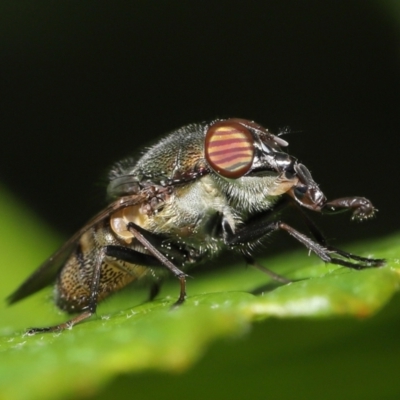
left=26, top=248, right=106, bottom=335
left=26, top=310, right=94, bottom=335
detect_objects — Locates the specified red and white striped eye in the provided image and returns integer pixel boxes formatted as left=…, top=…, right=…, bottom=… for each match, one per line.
left=205, top=121, right=255, bottom=178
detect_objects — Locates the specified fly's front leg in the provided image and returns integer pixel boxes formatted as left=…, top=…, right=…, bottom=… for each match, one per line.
left=26, top=249, right=106, bottom=335
left=228, top=220, right=331, bottom=263
left=226, top=216, right=384, bottom=271
left=294, top=204, right=385, bottom=267
left=280, top=162, right=385, bottom=267
left=289, top=163, right=378, bottom=221
left=322, top=197, right=377, bottom=221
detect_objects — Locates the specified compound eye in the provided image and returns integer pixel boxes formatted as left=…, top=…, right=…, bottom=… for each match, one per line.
left=205, top=121, right=255, bottom=178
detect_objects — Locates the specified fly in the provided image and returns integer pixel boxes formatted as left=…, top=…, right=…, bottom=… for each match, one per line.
left=8, top=118, right=385, bottom=334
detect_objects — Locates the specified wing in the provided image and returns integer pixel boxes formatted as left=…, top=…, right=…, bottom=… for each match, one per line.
left=7, top=194, right=147, bottom=304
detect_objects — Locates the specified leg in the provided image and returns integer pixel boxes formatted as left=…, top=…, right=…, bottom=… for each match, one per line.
left=295, top=204, right=386, bottom=267
left=26, top=248, right=106, bottom=335
left=105, top=246, right=165, bottom=302
left=127, top=222, right=187, bottom=304
left=243, top=254, right=292, bottom=284
left=322, top=197, right=377, bottom=221
left=148, top=282, right=162, bottom=301
left=104, top=245, right=163, bottom=267
left=227, top=219, right=384, bottom=270
left=289, top=163, right=378, bottom=221
left=106, top=246, right=163, bottom=302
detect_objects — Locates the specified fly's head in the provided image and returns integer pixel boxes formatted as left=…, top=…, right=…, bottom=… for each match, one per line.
left=203, top=118, right=377, bottom=220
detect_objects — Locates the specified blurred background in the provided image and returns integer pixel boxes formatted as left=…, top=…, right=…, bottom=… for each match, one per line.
left=0, top=2, right=399, bottom=400
left=0, top=1, right=398, bottom=246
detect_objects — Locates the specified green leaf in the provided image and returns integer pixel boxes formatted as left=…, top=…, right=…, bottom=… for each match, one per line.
left=0, top=184, right=399, bottom=400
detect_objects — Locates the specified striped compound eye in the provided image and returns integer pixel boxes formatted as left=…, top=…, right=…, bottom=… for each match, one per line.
left=205, top=121, right=255, bottom=178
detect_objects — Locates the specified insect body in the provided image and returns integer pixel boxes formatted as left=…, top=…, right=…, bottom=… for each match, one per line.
left=8, top=118, right=384, bottom=333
